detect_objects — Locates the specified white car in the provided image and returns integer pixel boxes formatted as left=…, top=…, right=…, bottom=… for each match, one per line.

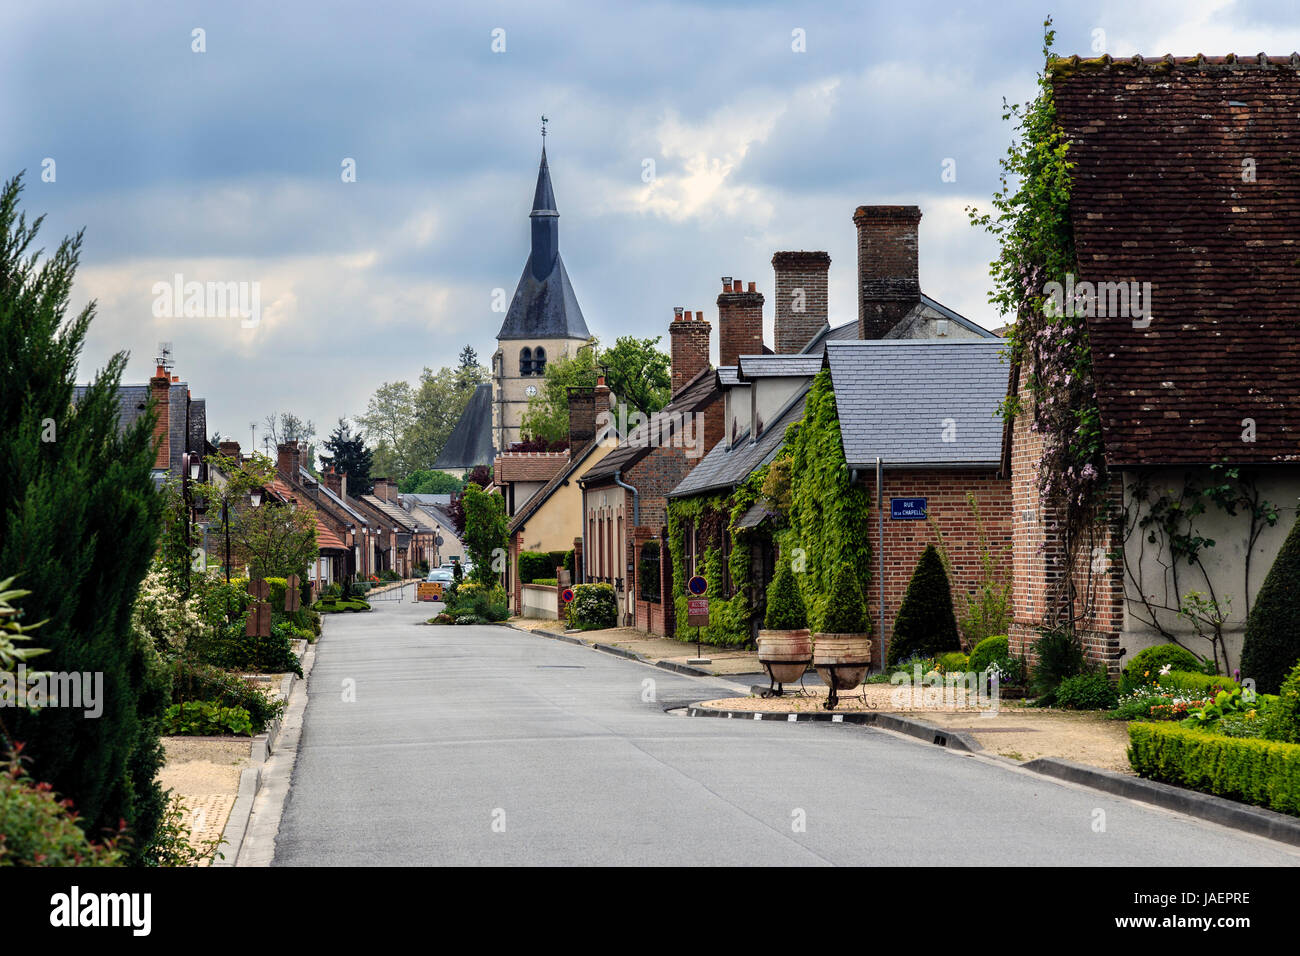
left=426, top=568, right=454, bottom=584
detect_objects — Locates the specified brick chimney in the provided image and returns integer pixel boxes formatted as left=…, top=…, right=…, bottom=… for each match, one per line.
left=668, top=307, right=712, bottom=396
left=853, top=205, right=922, bottom=339
left=772, top=251, right=830, bottom=353
left=372, top=477, right=396, bottom=502
left=323, top=466, right=344, bottom=497
left=276, top=441, right=300, bottom=480
left=717, top=278, right=764, bottom=367
left=149, top=365, right=171, bottom=472
left=567, top=384, right=598, bottom=449
left=218, top=439, right=241, bottom=461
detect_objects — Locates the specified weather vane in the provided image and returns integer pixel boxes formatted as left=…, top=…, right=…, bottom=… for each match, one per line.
left=541, top=115, right=548, bottom=140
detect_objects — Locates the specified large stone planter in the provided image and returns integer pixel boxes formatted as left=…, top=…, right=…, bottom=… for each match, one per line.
left=813, top=633, right=873, bottom=709
left=757, top=628, right=812, bottom=696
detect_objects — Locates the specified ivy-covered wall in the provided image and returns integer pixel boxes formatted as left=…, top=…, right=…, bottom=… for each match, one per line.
left=787, top=369, right=872, bottom=632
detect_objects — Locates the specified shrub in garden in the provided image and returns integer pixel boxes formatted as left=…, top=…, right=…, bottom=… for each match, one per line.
left=1156, top=670, right=1239, bottom=697
left=764, top=559, right=807, bottom=630
left=968, top=635, right=1009, bottom=675
left=202, top=625, right=302, bottom=677
left=518, top=551, right=553, bottom=584
left=988, top=653, right=1028, bottom=688
left=820, top=563, right=870, bottom=634
left=1127, top=722, right=1300, bottom=816
left=1054, top=672, right=1118, bottom=710
left=162, top=701, right=255, bottom=736
left=568, top=583, right=618, bottom=630
left=1241, top=515, right=1300, bottom=695
left=937, top=652, right=970, bottom=674
left=0, top=748, right=124, bottom=866
left=1262, top=661, right=1300, bottom=745
left=1030, top=627, right=1085, bottom=704
left=1119, top=644, right=1206, bottom=694
left=888, top=546, right=960, bottom=664
left=169, top=661, right=284, bottom=734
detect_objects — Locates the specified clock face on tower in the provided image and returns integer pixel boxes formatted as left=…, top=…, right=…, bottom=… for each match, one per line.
left=525, top=385, right=538, bottom=397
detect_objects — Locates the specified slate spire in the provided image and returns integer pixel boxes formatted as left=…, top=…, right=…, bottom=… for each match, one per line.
left=529, top=147, right=559, bottom=280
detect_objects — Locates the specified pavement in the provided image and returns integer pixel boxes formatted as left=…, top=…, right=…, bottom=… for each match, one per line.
left=269, top=592, right=1300, bottom=866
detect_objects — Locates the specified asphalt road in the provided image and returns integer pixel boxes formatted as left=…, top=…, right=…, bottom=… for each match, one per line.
left=272, top=591, right=1300, bottom=866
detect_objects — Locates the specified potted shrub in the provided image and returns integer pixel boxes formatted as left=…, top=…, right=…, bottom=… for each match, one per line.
left=756, top=558, right=811, bottom=696
left=813, top=563, right=873, bottom=709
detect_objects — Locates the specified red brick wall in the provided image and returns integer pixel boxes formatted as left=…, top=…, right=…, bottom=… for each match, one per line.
left=860, top=468, right=1012, bottom=666
left=773, top=251, right=830, bottom=354
left=717, top=279, right=764, bottom=367
left=1008, top=365, right=1125, bottom=673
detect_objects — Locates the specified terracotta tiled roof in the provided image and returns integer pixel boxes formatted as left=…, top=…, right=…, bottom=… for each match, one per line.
left=314, top=517, right=347, bottom=552
left=494, top=451, right=570, bottom=483
left=1052, top=55, right=1300, bottom=465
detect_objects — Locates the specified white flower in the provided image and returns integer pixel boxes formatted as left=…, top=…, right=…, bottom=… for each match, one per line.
left=1159, top=664, right=1172, bottom=676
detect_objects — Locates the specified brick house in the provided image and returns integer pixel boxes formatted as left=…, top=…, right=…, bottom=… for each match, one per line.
left=1006, top=54, right=1300, bottom=675
left=668, top=207, right=1004, bottom=651
left=578, top=303, right=727, bottom=632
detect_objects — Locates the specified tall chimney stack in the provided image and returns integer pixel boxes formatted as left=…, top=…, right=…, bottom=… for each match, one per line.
left=277, top=441, right=300, bottom=481
left=668, top=307, right=712, bottom=395
left=717, top=277, right=764, bottom=367
left=150, top=364, right=171, bottom=472
left=853, top=205, right=922, bottom=339
left=772, top=251, right=830, bottom=353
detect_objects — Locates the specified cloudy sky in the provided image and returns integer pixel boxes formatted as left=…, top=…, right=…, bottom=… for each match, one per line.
left=4, top=0, right=1298, bottom=449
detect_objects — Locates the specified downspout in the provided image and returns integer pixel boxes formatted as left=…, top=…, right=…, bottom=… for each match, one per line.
left=876, top=456, right=884, bottom=669
left=580, top=481, right=588, bottom=585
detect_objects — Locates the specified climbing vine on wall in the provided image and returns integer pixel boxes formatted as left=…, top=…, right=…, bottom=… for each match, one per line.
left=787, top=369, right=872, bottom=632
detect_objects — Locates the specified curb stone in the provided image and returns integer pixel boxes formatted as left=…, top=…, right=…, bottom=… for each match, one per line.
left=1021, top=757, right=1300, bottom=847
left=212, top=643, right=316, bottom=866
left=683, top=702, right=983, bottom=752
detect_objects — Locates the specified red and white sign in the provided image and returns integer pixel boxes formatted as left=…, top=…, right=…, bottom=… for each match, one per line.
left=687, top=598, right=709, bottom=626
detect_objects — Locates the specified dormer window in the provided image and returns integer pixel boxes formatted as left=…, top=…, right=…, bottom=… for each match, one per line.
left=520, top=347, right=533, bottom=375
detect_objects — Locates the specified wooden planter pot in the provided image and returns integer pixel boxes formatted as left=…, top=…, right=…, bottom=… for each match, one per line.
left=757, top=628, right=812, bottom=695
left=813, top=633, right=873, bottom=709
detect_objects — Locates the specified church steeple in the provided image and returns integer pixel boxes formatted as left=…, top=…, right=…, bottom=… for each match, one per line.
left=529, top=147, right=559, bottom=280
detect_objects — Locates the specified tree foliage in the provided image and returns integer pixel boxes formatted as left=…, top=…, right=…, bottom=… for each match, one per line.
left=603, top=335, right=671, bottom=418
left=0, top=172, right=167, bottom=860
left=460, top=483, right=506, bottom=587
left=763, top=558, right=807, bottom=631
left=399, top=469, right=463, bottom=495
left=1240, top=513, right=1300, bottom=695
left=319, top=417, right=373, bottom=495
left=521, top=340, right=599, bottom=442
left=889, top=546, right=961, bottom=664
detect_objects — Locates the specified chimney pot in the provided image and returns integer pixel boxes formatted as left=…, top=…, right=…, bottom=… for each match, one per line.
left=732, top=279, right=742, bottom=293
left=747, top=281, right=756, bottom=293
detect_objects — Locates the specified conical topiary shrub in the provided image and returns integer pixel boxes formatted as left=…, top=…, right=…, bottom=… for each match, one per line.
left=888, top=545, right=961, bottom=665
left=1241, top=513, right=1300, bottom=694
left=764, top=557, right=807, bottom=631
left=821, top=563, right=870, bottom=634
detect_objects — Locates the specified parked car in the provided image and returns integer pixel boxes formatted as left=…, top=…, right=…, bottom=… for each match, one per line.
left=426, top=567, right=454, bottom=584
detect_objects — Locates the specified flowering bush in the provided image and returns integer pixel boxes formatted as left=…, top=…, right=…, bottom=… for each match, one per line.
left=0, top=745, right=124, bottom=866
left=567, top=584, right=617, bottom=631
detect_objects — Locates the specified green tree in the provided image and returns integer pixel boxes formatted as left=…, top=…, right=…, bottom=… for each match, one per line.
left=1240, top=513, right=1300, bottom=694
left=320, top=417, right=373, bottom=495
left=406, top=352, right=487, bottom=470
left=232, top=500, right=318, bottom=580
left=399, top=469, right=463, bottom=495
left=357, top=381, right=414, bottom=478
left=822, top=563, right=871, bottom=634
left=0, top=173, right=168, bottom=861
left=521, top=339, right=599, bottom=442
left=763, top=558, right=807, bottom=630
left=460, top=483, right=507, bottom=587
left=603, top=336, right=671, bottom=417
left=888, top=545, right=961, bottom=664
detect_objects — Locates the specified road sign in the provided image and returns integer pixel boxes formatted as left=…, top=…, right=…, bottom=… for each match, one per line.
left=687, top=598, right=709, bottom=626
left=687, top=575, right=708, bottom=596
left=285, top=573, right=301, bottom=611
left=417, top=582, right=444, bottom=602
left=890, top=497, right=928, bottom=520
left=560, top=587, right=575, bottom=603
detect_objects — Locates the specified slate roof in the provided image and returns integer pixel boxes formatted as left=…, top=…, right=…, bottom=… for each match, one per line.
left=737, top=354, right=825, bottom=379
left=825, top=340, right=1007, bottom=469
left=433, top=383, right=495, bottom=471
left=1050, top=54, right=1300, bottom=465
left=669, top=389, right=807, bottom=498
left=495, top=148, right=590, bottom=341
left=73, top=380, right=204, bottom=479
left=361, top=495, right=430, bottom=533
left=716, top=367, right=741, bottom=387
left=580, top=367, right=719, bottom=483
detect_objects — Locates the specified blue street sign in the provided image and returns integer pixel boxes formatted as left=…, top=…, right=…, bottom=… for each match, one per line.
left=890, top=497, right=928, bottom=520
left=687, top=575, right=708, bottom=596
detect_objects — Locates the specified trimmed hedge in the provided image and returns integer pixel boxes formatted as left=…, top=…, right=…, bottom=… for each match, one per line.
left=821, top=563, right=870, bottom=634
left=518, top=551, right=553, bottom=584
left=1156, top=670, right=1239, bottom=697
left=1128, top=722, right=1300, bottom=816
left=764, top=559, right=807, bottom=631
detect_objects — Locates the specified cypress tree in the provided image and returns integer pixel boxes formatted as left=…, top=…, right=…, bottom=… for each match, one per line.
left=888, top=545, right=961, bottom=664
left=763, top=558, right=807, bottom=630
left=821, top=563, right=870, bottom=634
left=1240, top=513, right=1300, bottom=694
left=0, top=174, right=166, bottom=859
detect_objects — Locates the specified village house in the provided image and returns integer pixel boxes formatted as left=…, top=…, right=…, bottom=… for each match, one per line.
left=398, top=493, right=467, bottom=567
left=1006, top=53, right=1300, bottom=675
left=666, top=206, right=1004, bottom=653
